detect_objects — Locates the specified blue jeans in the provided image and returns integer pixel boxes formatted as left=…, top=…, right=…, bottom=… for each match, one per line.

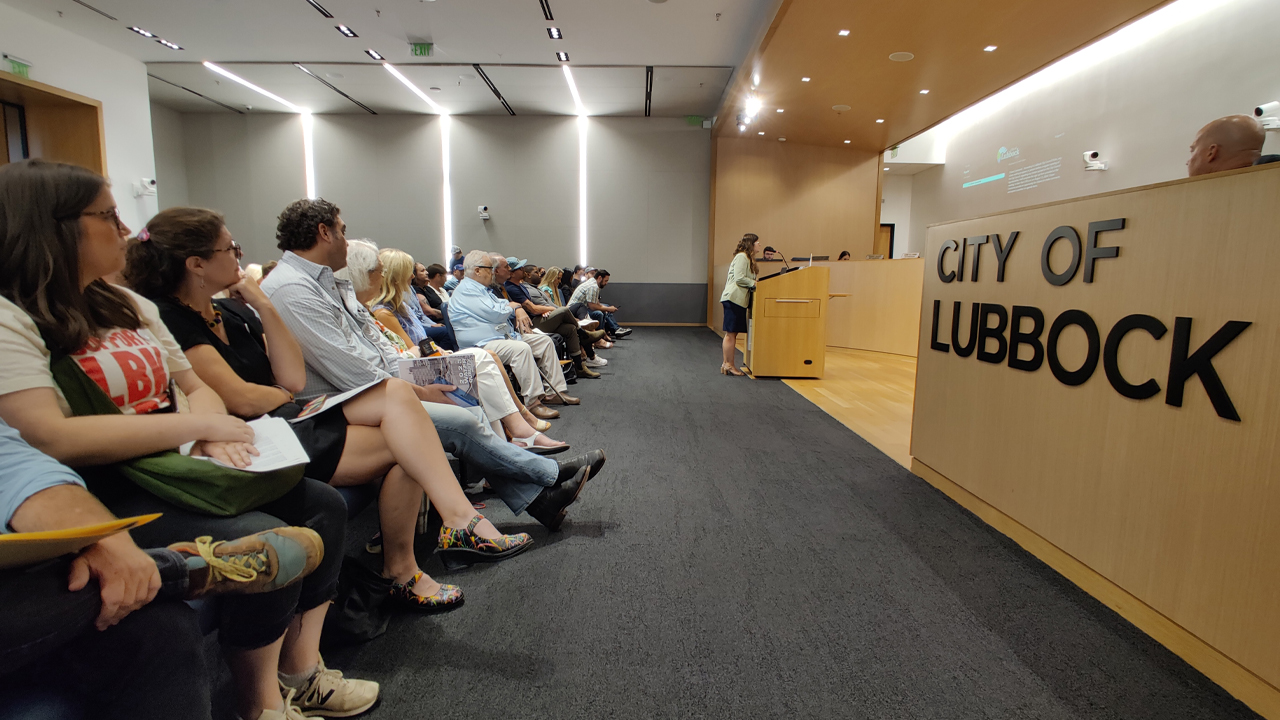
left=422, top=323, right=457, bottom=352
left=589, top=309, right=621, bottom=334
left=421, top=403, right=557, bottom=514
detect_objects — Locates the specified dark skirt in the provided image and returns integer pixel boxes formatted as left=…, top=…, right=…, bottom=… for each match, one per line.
left=722, top=300, right=749, bottom=333
left=270, top=402, right=349, bottom=482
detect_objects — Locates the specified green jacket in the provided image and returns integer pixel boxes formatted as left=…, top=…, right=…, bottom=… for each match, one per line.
left=720, top=252, right=757, bottom=307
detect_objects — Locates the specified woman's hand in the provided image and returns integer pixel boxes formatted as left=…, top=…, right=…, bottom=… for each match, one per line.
left=193, top=414, right=256, bottom=444
left=191, top=440, right=260, bottom=469
left=228, top=273, right=272, bottom=310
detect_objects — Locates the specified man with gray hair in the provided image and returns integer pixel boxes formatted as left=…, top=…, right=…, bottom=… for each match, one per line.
left=448, top=250, right=578, bottom=407
left=1187, top=115, right=1267, bottom=176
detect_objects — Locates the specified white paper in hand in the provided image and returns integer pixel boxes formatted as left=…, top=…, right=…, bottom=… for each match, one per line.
left=196, top=417, right=310, bottom=473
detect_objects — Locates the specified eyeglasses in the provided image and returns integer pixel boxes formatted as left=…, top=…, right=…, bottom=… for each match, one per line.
left=213, top=241, right=244, bottom=260
left=81, top=206, right=124, bottom=233
left=474, top=265, right=494, bottom=270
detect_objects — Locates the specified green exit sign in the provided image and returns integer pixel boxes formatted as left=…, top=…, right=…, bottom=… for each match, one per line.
left=411, top=43, right=433, bottom=57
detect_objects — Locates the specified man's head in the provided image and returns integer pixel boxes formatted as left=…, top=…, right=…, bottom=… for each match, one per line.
left=463, top=249, right=495, bottom=286
left=1187, top=115, right=1266, bottom=177
left=506, top=257, right=528, bottom=284
left=491, top=253, right=512, bottom=284
left=426, top=263, right=447, bottom=287
left=763, top=246, right=778, bottom=260
left=452, top=263, right=465, bottom=280
left=527, top=266, right=543, bottom=284
left=584, top=267, right=597, bottom=279
left=595, top=269, right=611, bottom=288
left=276, top=198, right=347, bottom=269
left=451, top=245, right=463, bottom=258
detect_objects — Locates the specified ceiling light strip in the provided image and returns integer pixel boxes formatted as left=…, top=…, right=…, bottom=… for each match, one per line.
left=644, top=66, right=653, bottom=117
left=147, top=73, right=245, bottom=114
left=301, top=111, right=317, bottom=199
left=473, top=64, right=516, bottom=116
left=562, top=65, right=586, bottom=116
left=335, top=24, right=358, bottom=37
left=305, top=0, right=334, bottom=18
left=539, top=0, right=554, bottom=22
left=71, top=0, right=117, bottom=21
left=382, top=63, right=447, bottom=114
left=202, top=62, right=304, bottom=112
left=294, top=63, right=377, bottom=114
left=578, top=115, right=588, bottom=267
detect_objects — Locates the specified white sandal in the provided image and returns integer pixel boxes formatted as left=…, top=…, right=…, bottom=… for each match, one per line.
left=510, top=432, right=569, bottom=455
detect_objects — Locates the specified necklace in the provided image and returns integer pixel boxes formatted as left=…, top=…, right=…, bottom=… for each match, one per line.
left=176, top=298, right=223, bottom=330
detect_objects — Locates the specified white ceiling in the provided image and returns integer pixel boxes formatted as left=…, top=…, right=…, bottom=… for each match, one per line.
left=11, top=0, right=771, bottom=116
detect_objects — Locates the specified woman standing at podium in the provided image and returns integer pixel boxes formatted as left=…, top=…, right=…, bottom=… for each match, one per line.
left=719, top=233, right=760, bottom=375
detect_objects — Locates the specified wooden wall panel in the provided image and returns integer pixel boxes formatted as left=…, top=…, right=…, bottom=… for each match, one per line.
left=708, top=136, right=879, bottom=329
left=824, top=258, right=923, bottom=356
left=0, top=71, right=104, bottom=175
left=912, top=163, right=1280, bottom=708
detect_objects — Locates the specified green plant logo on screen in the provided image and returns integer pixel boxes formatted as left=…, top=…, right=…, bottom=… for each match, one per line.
left=997, top=146, right=1021, bottom=163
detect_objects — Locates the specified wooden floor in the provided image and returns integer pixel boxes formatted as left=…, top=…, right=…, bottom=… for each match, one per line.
left=782, top=348, right=917, bottom=467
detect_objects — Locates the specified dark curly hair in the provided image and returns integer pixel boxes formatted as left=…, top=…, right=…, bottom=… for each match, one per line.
left=122, top=207, right=225, bottom=299
left=276, top=198, right=340, bottom=252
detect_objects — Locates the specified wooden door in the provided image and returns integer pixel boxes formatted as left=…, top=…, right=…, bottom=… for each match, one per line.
left=873, top=224, right=894, bottom=258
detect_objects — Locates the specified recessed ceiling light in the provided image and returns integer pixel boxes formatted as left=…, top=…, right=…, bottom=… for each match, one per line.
left=778, top=137, right=787, bottom=142
left=365, top=49, right=384, bottom=60
left=547, top=27, right=563, bottom=39
left=888, top=52, right=914, bottom=62
left=801, top=77, right=811, bottom=82
left=838, top=29, right=850, bottom=36
left=429, top=86, right=441, bottom=92
left=325, top=72, right=344, bottom=79
left=758, top=131, right=765, bottom=135
left=335, top=24, right=357, bottom=37
left=305, top=0, right=334, bottom=18
left=738, top=123, right=747, bottom=132
left=128, top=26, right=154, bottom=38
left=984, top=45, right=998, bottom=52
left=157, top=39, right=183, bottom=50
left=875, top=118, right=884, bottom=123
left=776, top=108, right=784, bottom=113
left=557, top=51, right=569, bottom=62
left=919, top=89, right=929, bottom=94
left=752, top=73, right=760, bottom=86
left=832, top=104, right=851, bottom=112
left=744, top=96, right=762, bottom=117
left=884, top=167, right=890, bottom=170
left=844, top=140, right=851, bottom=144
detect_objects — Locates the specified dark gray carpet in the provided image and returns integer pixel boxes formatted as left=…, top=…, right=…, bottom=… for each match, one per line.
left=317, top=328, right=1258, bottom=719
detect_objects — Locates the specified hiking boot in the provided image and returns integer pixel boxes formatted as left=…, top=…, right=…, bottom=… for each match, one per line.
left=169, top=527, right=323, bottom=600
left=285, top=657, right=379, bottom=718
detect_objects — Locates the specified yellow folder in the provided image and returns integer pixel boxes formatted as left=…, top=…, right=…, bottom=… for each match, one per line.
left=0, top=514, right=161, bottom=570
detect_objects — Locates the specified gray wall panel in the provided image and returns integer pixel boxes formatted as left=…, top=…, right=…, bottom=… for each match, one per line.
left=600, top=282, right=707, bottom=324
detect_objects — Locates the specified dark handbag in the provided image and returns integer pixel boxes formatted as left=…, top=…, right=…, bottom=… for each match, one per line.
left=48, top=352, right=304, bottom=517
left=322, top=556, right=393, bottom=647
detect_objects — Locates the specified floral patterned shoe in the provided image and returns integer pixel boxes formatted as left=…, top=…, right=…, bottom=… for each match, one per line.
left=389, top=571, right=464, bottom=613
left=438, top=515, right=534, bottom=569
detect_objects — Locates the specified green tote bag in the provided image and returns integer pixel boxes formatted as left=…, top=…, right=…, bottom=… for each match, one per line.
left=49, top=352, right=304, bottom=517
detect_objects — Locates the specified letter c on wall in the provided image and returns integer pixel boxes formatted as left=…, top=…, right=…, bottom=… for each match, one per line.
left=937, top=240, right=958, bottom=283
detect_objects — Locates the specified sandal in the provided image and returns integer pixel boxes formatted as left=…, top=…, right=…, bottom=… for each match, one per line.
left=438, top=515, right=533, bottom=570
left=510, top=431, right=569, bottom=456
left=388, top=570, right=464, bottom=613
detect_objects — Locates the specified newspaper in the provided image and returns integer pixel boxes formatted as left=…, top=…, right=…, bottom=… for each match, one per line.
left=397, top=354, right=479, bottom=407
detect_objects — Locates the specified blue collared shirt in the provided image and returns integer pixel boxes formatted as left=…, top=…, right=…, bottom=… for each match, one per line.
left=0, top=419, right=86, bottom=533
left=448, top=277, right=521, bottom=349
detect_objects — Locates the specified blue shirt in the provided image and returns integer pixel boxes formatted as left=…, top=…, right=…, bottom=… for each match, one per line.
left=504, top=280, right=531, bottom=305
left=443, top=276, right=460, bottom=292
left=0, top=419, right=86, bottom=533
left=448, top=277, right=521, bottom=349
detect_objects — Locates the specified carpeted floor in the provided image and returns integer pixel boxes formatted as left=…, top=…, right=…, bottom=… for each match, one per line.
left=312, top=328, right=1257, bottom=719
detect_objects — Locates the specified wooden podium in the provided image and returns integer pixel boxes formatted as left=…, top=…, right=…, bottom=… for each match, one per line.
left=744, top=266, right=828, bottom=378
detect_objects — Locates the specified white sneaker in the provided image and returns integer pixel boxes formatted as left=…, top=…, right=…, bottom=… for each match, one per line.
left=584, top=357, right=608, bottom=368
left=285, top=658, right=379, bottom=718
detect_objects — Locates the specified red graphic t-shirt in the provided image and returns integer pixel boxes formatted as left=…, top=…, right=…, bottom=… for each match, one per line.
left=71, top=327, right=173, bottom=415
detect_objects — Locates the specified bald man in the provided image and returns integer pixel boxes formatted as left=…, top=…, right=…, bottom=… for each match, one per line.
left=1186, top=115, right=1266, bottom=176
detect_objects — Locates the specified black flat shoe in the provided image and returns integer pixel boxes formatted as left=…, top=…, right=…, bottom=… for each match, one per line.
left=527, top=466, right=590, bottom=531
left=556, top=449, right=606, bottom=485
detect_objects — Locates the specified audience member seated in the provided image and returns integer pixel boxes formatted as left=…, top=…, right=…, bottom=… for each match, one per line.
left=762, top=246, right=781, bottom=261
left=123, top=209, right=543, bottom=618
left=260, top=199, right=598, bottom=530
left=449, top=250, right=582, bottom=410
left=570, top=268, right=632, bottom=339
left=0, top=419, right=322, bottom=720
left=540, top=266, right=566, bottom=306
left=838, top=250, right=851, bottom=260
left=0, top=160, right=374, bottom=720
left=370, top=247, right=456, bottom=352
left=420, top=262, right=450, bottom=313
left=1187, top=114, right=1266, bottom=176
left=443, top=262, right=464, bottom=292
left=449, top=244, right=465, bottom=270
left=410, top=261, right=440, bottom=321
left=338, top=240, right=568, bottom=450
left=500, top=256, right=606, bottom=378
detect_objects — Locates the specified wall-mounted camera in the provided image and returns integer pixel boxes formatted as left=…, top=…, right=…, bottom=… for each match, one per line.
left=1254, top=101, right=1280, bottom=130
left=478, top=205, right=490, bottom=220
left=1082, top=150, right=1108, bottom=171
left=132, top=177, right=158, bottom=197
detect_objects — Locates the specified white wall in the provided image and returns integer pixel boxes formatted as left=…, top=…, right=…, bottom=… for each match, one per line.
left=172, top=112, right=711, bottom=287
left=879, top=174, right=912, bottom=258
left=907, top=0, right=1280, bottom=254
left=149, top=102, right=188, bottom=209
left=0, top=2, right=157, bottom=229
